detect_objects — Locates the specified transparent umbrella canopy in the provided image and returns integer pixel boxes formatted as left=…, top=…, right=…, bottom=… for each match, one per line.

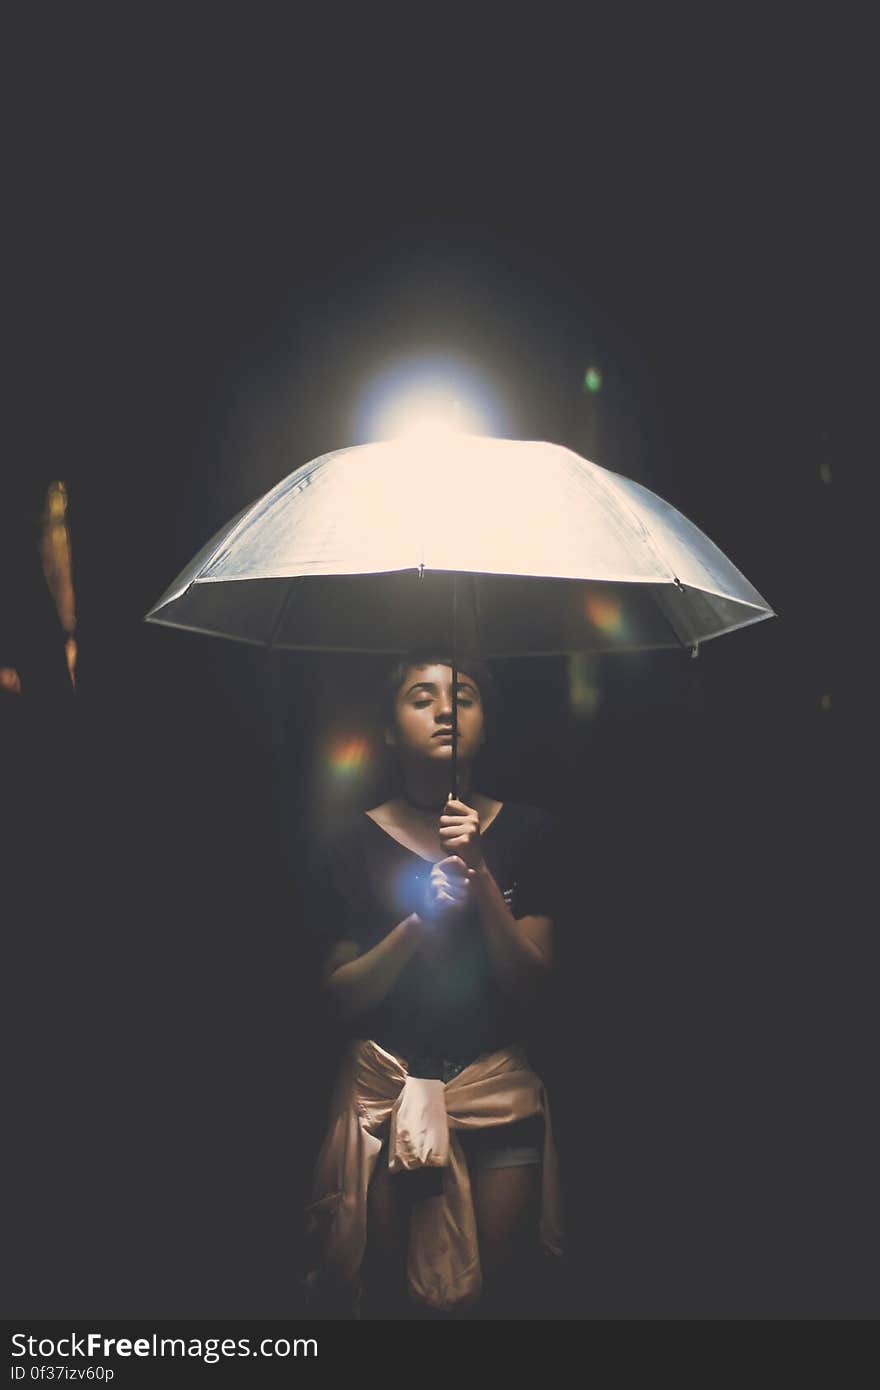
left=145, top=434, right=776, bottom=795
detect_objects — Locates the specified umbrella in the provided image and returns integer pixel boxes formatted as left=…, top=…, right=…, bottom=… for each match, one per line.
left=145, top=434, right=776, bottom=796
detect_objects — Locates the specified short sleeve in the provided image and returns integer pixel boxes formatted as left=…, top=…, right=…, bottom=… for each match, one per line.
left=512, top=810, right=561, bottom=921
left=303, top=837, right=362, bottom=951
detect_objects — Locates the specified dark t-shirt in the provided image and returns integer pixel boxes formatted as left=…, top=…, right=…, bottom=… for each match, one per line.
left=306, top=800, right=560, bottom=1065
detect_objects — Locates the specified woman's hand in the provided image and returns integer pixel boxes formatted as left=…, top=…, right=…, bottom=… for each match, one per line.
left=421, top=855, right=472, bottom=922
left=438, top=796, right=485, bottom=871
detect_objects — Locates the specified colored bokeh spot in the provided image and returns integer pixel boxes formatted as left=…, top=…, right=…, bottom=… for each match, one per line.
left=583, top=366, right=603, bottom=394
left=568, top=653, right=602, bottom=720
left=584, top=592, right=623, bottom=633
left=327, top=733, right=372, bottom=776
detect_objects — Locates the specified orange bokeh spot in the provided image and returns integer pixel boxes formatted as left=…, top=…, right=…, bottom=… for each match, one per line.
left=584, top=592, right=622, bottom=632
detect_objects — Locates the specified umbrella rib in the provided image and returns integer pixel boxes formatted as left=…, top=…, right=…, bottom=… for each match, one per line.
left=267, top=580, right=299, bottom=651
left=586, top=465, right=677, bottom=584
left=201, top=455, right=336, bottom=584
left=650, top=585, right=693, bottom=652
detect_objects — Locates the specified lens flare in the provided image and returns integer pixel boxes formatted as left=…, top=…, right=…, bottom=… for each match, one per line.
left=583, top=366, right=603, bottom=394
left=583, top=591, right=624, bottom=634
left=568, top=652, right=602, bottom=720
left=326, top=732, right=372, bottom=777
left=392, top=860, right=430, bottom=921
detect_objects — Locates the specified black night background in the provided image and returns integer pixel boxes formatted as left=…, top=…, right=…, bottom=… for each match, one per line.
left=3, top=14, right=858, bottom=1324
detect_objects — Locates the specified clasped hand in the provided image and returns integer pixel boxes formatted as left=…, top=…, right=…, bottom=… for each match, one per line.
left=438, top=795, right=484, bottom=870
left=419, top=797, right=485, bottom=922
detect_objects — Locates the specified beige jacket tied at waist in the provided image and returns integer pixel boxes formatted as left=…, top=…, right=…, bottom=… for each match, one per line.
left=303, top=1036, right=564, bottom=1313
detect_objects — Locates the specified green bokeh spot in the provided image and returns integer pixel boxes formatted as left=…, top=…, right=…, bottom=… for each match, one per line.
left=583, top=366, right=603, bottom=394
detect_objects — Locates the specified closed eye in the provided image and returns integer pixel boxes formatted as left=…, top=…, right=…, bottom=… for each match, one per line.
left=414, top=698, right=474, bottom=707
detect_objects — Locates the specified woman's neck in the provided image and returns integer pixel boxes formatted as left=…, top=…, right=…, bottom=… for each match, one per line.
left=400, top=765, right=473, bottom=812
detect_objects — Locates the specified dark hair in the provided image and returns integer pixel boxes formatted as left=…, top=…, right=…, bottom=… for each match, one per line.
left=381, top=648, right=495, bottom=736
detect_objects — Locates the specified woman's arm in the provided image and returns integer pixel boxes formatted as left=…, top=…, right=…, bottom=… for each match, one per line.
left=322, top=914, right=423, bottom=1019
left=469, top=864, right=554, bottom=1000
left=437, top=798, right=555, bottom=999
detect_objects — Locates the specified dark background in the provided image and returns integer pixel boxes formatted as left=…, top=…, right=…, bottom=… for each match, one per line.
left=4, top=16, right=858, bottom=1319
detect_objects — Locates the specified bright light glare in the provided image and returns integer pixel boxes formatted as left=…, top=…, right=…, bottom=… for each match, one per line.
left=354, top=356, right=509, bottom=444
left=380, top=390, right=483, bottom=440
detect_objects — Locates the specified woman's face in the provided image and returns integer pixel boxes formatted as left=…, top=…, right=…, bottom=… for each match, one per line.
left=386, top=663, right=486, bottom=764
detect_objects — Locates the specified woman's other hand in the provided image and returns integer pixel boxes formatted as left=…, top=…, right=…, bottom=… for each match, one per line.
left=421, top=855, right=471, bottom=922
left=438, top=796, right=485, bottom=871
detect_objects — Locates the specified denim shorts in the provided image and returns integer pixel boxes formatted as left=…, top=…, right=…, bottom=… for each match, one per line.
left=383, top=1057, right=544, bottom=1172
left=457, top=1115, right=544, bottom=1170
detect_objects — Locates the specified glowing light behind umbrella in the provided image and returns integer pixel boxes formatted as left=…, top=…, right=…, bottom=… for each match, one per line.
left=353, top=354, right=509, bottom=444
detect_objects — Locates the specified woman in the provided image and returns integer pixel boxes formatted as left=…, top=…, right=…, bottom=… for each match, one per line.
left=303, top=649, right=564, bottom=1319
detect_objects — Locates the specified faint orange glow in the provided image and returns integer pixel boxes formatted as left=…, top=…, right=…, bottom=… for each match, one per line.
left=65, top=638, right=77, bottom=691
left=583, top=591, right=623, bottom=633
left=820, top=693, right=831, bottom=711
left=40, top=481, right=77, bottom=690
left=0, top=667, right=22, bottom=695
